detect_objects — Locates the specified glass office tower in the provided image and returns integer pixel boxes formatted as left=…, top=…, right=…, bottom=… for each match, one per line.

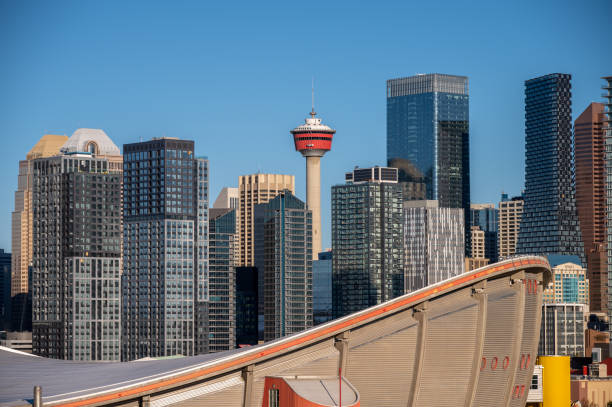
left=122, top=138, right=208, bottom=360
left=516, top=74, right=584, bottom=262
left=313, top=250, right=332, bottom=325
left=387, top=74, right=470, bottom=251
left=208, top=208, right=236, bottom=353
left=254, top=190, right=312, bottom=341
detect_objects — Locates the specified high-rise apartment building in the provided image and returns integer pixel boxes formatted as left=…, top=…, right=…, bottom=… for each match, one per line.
left=254, top=191, right=312, bottom=341
left=542, top=261, right=589, bottom=304
left=122, top=138, right=208, bottom=360
left=387, top=73, right=470, bottom=251
left=403, top=200, right=465, bottom=292
left=11, top=134, right=67, bottom=297
left=470, top=226, right=485, bottom=259
left=498, top=194, right=524, bottom=259
left=237, top=174, right=294, bottom=267
left=470, top=203, right=498, bottom=263
left=466, top=226, right=488, bottom=271
left=517, top=74, right=584, bottom=262
left=32, top=129, right=122, bottom=360
left=213, top=187, right=239, bottom=209
left=575, top=102, right=607, bottom=313
left=332, top=167, right=404, bottom=319
left=208, top=208, right=236, bottom=352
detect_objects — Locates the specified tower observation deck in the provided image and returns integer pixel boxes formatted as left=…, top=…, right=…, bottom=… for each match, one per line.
left=291, top=108, right=335, bottom=258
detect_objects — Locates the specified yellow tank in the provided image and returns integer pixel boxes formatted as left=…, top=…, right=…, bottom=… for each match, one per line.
left=538, top=355, right=570, bottom=406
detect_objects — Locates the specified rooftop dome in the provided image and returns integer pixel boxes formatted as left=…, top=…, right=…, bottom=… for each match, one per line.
left=61, top=128, right=120, bottom=156
left=291, top=111, right=336, bottom=134
left=27, top=134, right=69, bottom=160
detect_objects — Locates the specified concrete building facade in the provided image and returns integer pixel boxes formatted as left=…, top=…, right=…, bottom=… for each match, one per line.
left=213, top=187, right=238, bottom=209
left=498, top=194, right=524, bottom=259
left=332, top=167, right=404, bottom=319
left=32, top=129, right=122, bottom=360
left=237, top=174, right=294, bottom=267
left=403, top=200, right=465, bottom=292
left=539, top=303, right=586, bottom=357
left=542, top=262, right=589, bottom=305
left=470, top=226, right=486, bottom=259
left=254, top=191, right=312, bottom=341
left=122, top=138, right=208, bottom=360
left=11, top=134, right=68, bottom=297
left=0, top=331, right=32, bottom=353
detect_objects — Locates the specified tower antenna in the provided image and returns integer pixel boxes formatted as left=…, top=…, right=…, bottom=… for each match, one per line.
left=311, top=77, right=316, bottom=117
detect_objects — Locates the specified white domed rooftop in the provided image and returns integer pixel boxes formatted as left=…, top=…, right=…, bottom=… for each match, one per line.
left=291, top=111, right=336, bottom=134
left=61, top=128, right=120, bottom=156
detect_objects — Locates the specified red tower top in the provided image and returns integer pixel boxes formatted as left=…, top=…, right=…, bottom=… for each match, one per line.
left=290, top=109, right=336, bottom=157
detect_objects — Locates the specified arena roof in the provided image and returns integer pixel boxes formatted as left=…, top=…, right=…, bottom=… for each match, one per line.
left=0, top=256, right=551, bottom=407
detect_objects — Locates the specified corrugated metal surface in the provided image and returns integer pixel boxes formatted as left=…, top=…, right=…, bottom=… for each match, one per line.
left=416, top=296, right=478, bottom=405
left=248, top=378, right=265, bottom=407
left=472, top=278, right=518, bottom=407
left=347, top=307, right=419, bottom=348
left=170, top=380, right=244, bottom=407
left=150, top=375, right=243, bottom=407
left=510, top=274, right=542, bottom=407
left=345, top=308, right=418, bottom=407
left=254, top=339, right=336, bottom=378
left=281, top=347, right=339, bottom=377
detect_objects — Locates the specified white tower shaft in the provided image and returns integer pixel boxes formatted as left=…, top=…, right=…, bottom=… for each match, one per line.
left=306, top=155, right=322, bottom=259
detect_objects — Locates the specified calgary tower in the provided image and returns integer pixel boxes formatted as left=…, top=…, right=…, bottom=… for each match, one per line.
left=291, top=97, right=336, bottom=259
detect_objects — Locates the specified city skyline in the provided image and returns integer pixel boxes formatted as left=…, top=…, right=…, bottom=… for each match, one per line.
left=1, top=1, right=612, bottom=405
left=1, top=1, right=611, bottom=251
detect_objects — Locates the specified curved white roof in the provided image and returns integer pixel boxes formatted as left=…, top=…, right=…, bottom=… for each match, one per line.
left=291, top=111, right=336, bottom=134
left=61, top=128, right=121, bottom=156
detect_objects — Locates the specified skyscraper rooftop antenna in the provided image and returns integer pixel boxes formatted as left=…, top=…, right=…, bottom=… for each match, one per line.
left=311, top=77, right=316, bottom=118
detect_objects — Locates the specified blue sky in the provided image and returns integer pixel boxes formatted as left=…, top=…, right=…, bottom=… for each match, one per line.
left=0, top=0, right=610, bottom=251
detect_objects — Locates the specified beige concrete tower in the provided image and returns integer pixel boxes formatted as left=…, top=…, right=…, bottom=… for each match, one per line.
left=291, top=108, right=335, bottom=259
left=237, top=174, right=295, bottom=266
left=498, top=195, right=524, bottom=259
left=11, top=134, right=68, bottom=296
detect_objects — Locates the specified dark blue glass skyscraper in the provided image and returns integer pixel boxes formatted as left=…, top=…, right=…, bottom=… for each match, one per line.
left=387, top=73, right=470, bottom=252
left=516, top=74, right=584, bottom=261
left=387, top=74, right=469, bottom=208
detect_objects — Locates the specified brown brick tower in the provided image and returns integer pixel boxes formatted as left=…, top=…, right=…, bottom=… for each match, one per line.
left=574, top=102, right=607, bottom=312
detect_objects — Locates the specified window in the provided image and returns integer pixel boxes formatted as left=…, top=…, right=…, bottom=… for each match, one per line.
left=530, top=374, right=539, bottom=390
left=269, top=388, right=279, bottom=407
